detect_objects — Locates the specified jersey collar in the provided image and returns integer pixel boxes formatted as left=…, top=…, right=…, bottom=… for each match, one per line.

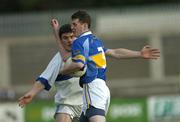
left=79, top=31, right=92, bottom=38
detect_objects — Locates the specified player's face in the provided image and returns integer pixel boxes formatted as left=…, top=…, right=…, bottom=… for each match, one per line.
left=71, top=18, right=87, bottom=37
left=61, top=32, right=76, bottom=52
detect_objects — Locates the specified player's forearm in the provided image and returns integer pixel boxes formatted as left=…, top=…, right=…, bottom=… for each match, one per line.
left=60, top=62, right=84, bottom=75
left=107, top=48, right=142, bottom=59
left=52, top=28, right=69, bottom=61
left=29, top=81, right=45, bottom=97
left=117, top=48, right=142, bottom=58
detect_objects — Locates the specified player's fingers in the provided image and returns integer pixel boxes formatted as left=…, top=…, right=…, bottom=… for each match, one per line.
left=18, top=96, right=25, bottom=101
left=19, top=105, right=24, bottom=108
left=149, top=54, right=160, bottom=58
left=152, top=54, right=160, bottom=57
left=52, top=19, right=59, bottom=25
left=152, top=52, right=160, bottom=56
left=51, top=19, right=56, bottom=24
left=152, top=51, right=160, bottom=55
left=145, top=55, right=157, bottom=59
left=51, top=19, right=55, bottom=25
left=19, top=103, right=25, bottom=108
left=50, top=19, right=58, bottom=27
left=18, top=95, right=27, bottom=100
left=150, top=48, right=159, bottom=51
left=51, top=18, right=57, bottom=22
left=18, top=95, right=30, bottom=102
left=144, top=45, right=151, bottom=49
left=19, top=98, right=29, bottom=108
left=18, top=100, right=25, bottom=107
left=151, top=49, right=160, bottom=52
left=52, top=19, right=57, bottom=24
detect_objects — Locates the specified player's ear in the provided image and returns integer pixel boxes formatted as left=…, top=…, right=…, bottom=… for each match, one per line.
left=79, top=20, right=89, bottom=31
left=83, top=23, right=88, bottom=29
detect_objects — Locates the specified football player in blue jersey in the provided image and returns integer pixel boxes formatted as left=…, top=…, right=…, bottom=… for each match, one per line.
left=60, top=10, right=160, bottom=122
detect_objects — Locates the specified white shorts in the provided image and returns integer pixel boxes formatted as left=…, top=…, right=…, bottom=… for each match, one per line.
left=55, top=104, right=82, bottom=121
left=82, top=78, right=110, bottom=115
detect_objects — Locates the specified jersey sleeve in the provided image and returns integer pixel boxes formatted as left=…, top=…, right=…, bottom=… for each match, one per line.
left=103, top=46, right=108, bottom=52
left=36, top=52, right=62, bottom=91
left=101, top=39, right=107, bottom=52
left=71, top=40, right=86, bottom=64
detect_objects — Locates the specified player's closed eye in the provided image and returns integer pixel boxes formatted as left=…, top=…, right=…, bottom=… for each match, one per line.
left=70, top=35, right=75, bottom=39
left=62, top=36, right=69, bottom=40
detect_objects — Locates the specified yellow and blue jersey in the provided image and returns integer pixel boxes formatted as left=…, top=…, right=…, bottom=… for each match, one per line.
left=72, top=31, right=107, bottom=87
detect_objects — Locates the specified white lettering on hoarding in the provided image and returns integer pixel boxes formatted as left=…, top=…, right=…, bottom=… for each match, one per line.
left=110, top=104, right=142, bottom=119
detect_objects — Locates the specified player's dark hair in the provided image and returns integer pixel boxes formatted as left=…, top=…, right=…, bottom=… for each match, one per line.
left=58, top=24, right=72, bottom=39
left=71, top=10, right=91, bottom=28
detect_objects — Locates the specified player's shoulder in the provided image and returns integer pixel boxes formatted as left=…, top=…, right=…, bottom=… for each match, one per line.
left=54, top=52, right=61, bottom=57
left=49, top=52, right=63, bottom=64
left=53, top=52, right=62, bottom=60
left=73, top=36, right=85, bottom=46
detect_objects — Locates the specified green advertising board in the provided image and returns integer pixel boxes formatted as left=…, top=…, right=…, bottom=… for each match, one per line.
left=148, top=95, right=180, bottom=122
left=107, top=98, right=147, bottom=122
left=24, top=98, right=147, bottom=122
left=25, top=100, right=54, bottom=122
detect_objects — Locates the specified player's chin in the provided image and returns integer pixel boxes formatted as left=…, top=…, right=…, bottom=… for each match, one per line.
left=66, top=48, right=71, bottom=52
left=73, top=31, right=78, bottom=37
left=68, top=45, right=72, bottom=50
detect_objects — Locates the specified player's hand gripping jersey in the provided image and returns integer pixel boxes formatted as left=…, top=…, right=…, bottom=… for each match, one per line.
left=72, top=31, right=107, bottom=87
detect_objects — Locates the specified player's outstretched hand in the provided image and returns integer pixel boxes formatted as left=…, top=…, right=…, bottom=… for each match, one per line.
left=18, top=93, right=33, bottom=108
left=141, top=45, right=160, bottom=59
left=51, top=18, right=59, bottom=30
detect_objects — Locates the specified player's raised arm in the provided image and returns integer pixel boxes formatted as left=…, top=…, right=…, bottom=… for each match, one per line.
left=105, top=45, right=160, bottom=59
left=51, top=19, right=69, bottom=61
left=18, top=81, right=44, bottom=108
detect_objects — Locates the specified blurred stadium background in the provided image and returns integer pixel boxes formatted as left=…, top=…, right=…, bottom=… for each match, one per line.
left=0, top=0, right=180, bottom=122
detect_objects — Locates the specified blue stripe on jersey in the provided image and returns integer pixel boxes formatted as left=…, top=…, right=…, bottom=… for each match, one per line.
left=72, top=58, right=85, bottom=64
left=55, top=74, right=73, bottom=82
left=36, top=77, right=51, bottom=91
